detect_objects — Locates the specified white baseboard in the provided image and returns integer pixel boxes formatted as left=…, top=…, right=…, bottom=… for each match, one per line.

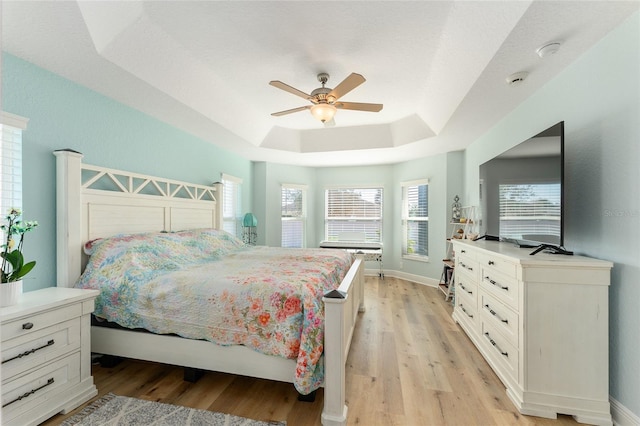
left=364, top=268, right=439, bottom=287
left=611, top=396, right=640, bottom=426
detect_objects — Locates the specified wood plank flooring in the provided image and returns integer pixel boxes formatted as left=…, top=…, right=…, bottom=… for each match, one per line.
left=43, top=277, right=582, bottom=426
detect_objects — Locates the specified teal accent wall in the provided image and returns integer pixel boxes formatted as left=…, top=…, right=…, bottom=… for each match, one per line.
left=2, top=53, right=252, bottom=291
left=464, top=11, right=639, bottom=417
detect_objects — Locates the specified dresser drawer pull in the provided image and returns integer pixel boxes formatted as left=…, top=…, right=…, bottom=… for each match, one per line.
left=460, top=249, right=466, bottom=253
left=460, top=262, right=473, bottom=271
left=460, top=305, right=473, bottom=318
left=22, top=322, right=34, bottom=330
left=484, top=332, right=508, bottom=357
left=2, top=378, right=55, bottom=408
left=2, top=339, right=55, bottom=364
left=484, top=304, right=508, bottom=323
left=485, top=276, right=508, bottom=291
left=459, top=283, right=472, bottom=295
left=488, top=260, right=495, bottom=265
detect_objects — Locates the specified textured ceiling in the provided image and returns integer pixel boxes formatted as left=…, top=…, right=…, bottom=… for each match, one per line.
left=2, top=1, right=638, bottom=166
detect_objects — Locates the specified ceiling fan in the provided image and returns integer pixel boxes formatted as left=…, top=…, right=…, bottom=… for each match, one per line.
left=269, top=72, right=383, bottom=123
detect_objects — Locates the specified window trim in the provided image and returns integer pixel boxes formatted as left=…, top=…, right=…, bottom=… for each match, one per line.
left=401, top=178, right=429, bottom=262
left=281, top=183, right=308, bottom=248
left=220, top=173, right=242, bottom=237
left=324, top=185, right=383, bottom=243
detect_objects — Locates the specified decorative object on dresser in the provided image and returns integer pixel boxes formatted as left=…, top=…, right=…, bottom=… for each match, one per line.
left=439, top=205, right=478, bottom=301
left=1, top=208, right=38, bottom=307
left=54, top=150, right=364, bottom=426
left=451, top=239, right=613, bottom=426
left=0, top=287, right=99, bottom=426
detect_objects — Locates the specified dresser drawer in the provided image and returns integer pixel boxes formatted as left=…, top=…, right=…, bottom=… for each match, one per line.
left=480, top=292, right=518, bottom=347
left=1, top=352, right=81, bottom=423
left=456, top=255, right=478, bottom=277
left=455, top=287, right=478, bottom=327
left=1, top=319, right=81, bottom=381
left=1, top=304, right=81, bottom=341
left=481, top=320, right=518, bottom=383
left=478, top=253, right=516, bottom=279
left=455, top=245, right=477, bottom=262
left=455, top=270, right=478, bottom=303
left=480, top=267, right=519, bottom=310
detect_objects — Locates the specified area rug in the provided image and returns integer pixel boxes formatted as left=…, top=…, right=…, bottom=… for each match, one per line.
left=61, top=393, right=286, bottom=425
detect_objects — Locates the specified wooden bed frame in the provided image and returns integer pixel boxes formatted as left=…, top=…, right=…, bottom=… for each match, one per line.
left=54, top=150, right=365, bottom=426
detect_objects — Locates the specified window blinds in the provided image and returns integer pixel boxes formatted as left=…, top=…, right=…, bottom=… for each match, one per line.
left=221, top=174, right=242, bottom=237
left=402, top=181, right=428, bottom=257
left=281, top=185, right=306, bottom=248
left=0, top=113, right=29, bottom=215
left=325, top=187, right=383, bottom=242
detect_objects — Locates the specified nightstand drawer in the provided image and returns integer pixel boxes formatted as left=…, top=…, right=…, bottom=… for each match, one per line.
left=1, top=319, right=81, bottom=381
left=1, top=352, right=81, bottom=423
left=1, top=304, right=81, bottom=341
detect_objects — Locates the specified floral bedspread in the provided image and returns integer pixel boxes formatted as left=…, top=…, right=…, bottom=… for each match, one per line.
left=75, top=229, right=354, bottom=394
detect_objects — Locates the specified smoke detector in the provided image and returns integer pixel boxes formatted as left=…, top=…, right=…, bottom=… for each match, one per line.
left=537, top=42, right=561, bottom=58
left=506, top=71, right=528, bottom=86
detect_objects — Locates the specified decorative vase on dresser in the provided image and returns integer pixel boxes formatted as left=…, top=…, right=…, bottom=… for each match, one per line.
left=0, top=280, right=23, bottom=307
left=0, top=286, right=99, bottom=426
left=451, top=239, right=613, bottom=426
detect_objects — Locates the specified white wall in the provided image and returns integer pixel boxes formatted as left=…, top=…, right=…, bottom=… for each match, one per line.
left=464, top=11, right=640, bottom=418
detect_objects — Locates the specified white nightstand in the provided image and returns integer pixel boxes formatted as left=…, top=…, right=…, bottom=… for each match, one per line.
left=1, top=287, right=99, bottom=426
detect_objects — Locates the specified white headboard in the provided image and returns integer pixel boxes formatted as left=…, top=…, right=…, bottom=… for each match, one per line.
left=55, top=150, right=223, bottom=287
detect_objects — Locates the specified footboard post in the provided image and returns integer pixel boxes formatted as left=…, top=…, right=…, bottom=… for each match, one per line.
left=321, top=256, right=364, bottom=426
left=322, top=290, right=348, bottom=426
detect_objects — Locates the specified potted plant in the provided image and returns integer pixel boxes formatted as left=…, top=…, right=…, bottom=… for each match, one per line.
left=1, top=208, right=38, bottom=307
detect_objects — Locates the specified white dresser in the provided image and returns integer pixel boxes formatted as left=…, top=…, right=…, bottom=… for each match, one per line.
left=451, top=239, right=613, bottom=426
left=1, top=287, right=99, bottom=426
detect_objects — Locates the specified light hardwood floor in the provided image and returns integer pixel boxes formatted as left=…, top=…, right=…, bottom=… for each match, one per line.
left=43, top=277, right=583, bottom=425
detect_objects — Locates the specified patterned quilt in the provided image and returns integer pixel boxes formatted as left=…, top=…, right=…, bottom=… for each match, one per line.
left=75, top=229, right=354, bottom=394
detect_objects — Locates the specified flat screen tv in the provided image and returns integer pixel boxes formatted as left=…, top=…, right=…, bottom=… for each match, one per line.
left=479, top=121, right=571, bottom=254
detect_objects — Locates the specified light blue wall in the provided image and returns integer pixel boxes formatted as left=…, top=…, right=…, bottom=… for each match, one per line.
left=464, top=11, right=639, bottom=416
left=253, top=162, right=318, bottom=247
left=2, top=53, right=253, bottom=291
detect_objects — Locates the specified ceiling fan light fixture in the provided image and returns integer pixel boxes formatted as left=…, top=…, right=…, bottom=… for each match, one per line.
left=310, top=103, right=337, bottom=123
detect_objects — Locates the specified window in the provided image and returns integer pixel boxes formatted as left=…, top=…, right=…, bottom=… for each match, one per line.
left=281, top=184, right=307, bottom=248
left=402, top=180, right=429, bottom=259
left=221, top=173, right=242, bottom=237
left=499, top=182, right=561, bottom=240
left=1, top=112, right=29, bottom=215
left=325, top=187, right=383, bottom=242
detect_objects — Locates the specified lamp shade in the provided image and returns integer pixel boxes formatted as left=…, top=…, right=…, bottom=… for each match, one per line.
left=243, top=213, right=258, bottom=227
left=310, top=103, right=337, bottom=123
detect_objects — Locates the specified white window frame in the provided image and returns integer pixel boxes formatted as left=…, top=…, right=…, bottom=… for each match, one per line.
left=402, top=179, right=429, bottom=261
left=221, top=173, right=242, bottom=238
left=1, top=112, right=29, bottom=215
left=325, top=185, right=383, bottom=243
left=281, top=183, right=307, bottom=248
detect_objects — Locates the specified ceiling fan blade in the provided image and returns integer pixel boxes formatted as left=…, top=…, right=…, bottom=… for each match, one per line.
left=269, top=80, right=312, bottom=100
left=328, top=73, right=366, bottom=101
left=335, top=102, right=383, bottom=112
left=271, top=105, right=311, bottom=117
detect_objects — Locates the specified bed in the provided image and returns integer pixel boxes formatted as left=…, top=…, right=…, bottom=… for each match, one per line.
left=54, top=150, right=365, bottom=426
